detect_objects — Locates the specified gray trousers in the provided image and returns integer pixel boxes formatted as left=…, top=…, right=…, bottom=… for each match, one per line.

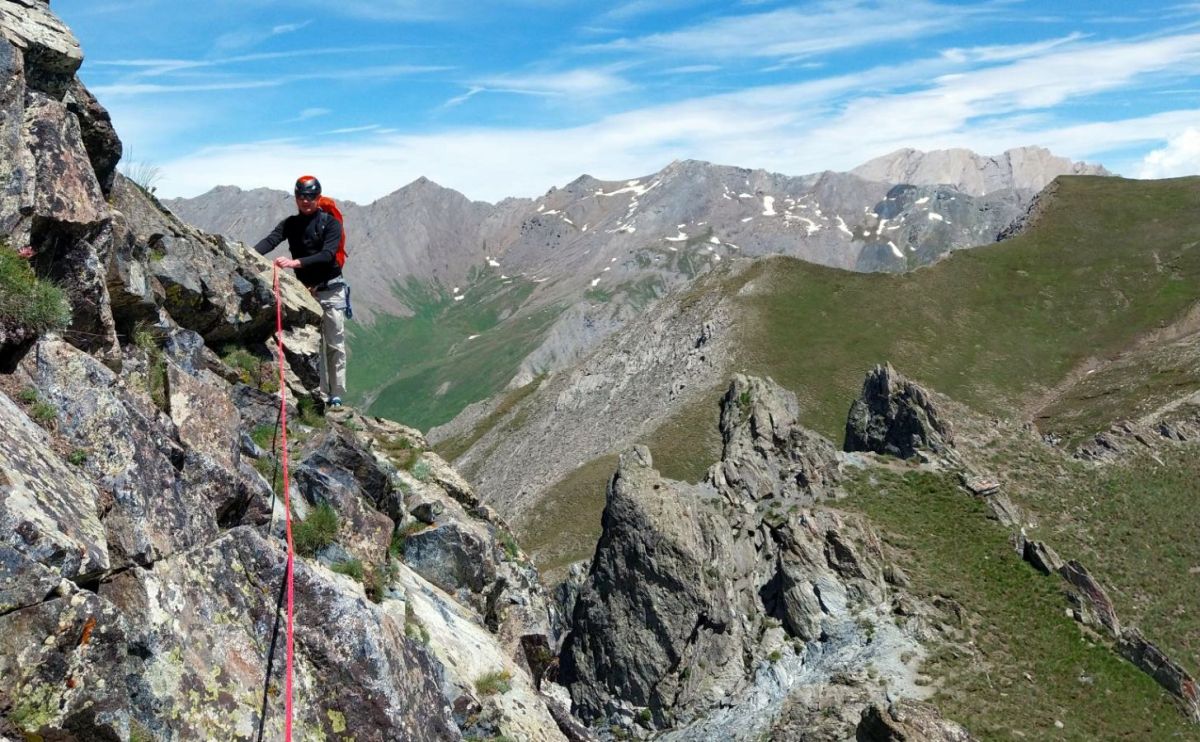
left=314, top=284, right=347, bottom=400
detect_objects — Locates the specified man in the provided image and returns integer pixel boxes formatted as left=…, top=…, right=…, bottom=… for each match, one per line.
left=254, top=175, right=347, bottom=408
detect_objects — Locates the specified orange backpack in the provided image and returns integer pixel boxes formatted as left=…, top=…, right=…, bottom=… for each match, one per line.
left=316, top=195, right=347, bottom=267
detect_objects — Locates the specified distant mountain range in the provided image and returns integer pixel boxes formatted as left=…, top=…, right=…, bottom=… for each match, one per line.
left=165, top=146, right=1107, bottom=427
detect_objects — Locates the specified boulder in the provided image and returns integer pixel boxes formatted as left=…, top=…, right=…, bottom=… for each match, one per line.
left=166, top=360, right=239, bottom=470
left=0, top=35, right=34, bottom=242
left=19, top=339, right=220, bottom=568
left=0, top=390, right=109, bottom=579
left=845, top=363, right=952, bottom=459
left=0, top=0, right=83, bottom=97
left=0, top=543, right=73, bottom=614
left=0, top=591, right=132, bottom=739
left=1060, top=560, right=1120, bottom=637
left=63, top=77, right=121, bottom=195
left=102, top=527, right=459, bottom=741
left=561, top=446, right=745, bottom=720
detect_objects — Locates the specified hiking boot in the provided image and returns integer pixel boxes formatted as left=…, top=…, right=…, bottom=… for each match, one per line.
left=329, top=397, right=343, bottom=408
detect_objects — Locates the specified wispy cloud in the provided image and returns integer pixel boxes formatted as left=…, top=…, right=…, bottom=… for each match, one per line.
left=92, top=63, right=453, bottom=98
left=153, top=29, right=1200, bottom=203
left=272, top=21, right=312, bottom=35
left=472, top=68, right=631, bottom=97
left=591, top=1, right=986, bottom=59
left=294, top=107, right=331, bottom=121
left=941, top=32, right=1088, bottom=63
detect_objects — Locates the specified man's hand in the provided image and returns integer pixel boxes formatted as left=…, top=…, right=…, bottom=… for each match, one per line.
left=274, top=256, right=302, bottom=269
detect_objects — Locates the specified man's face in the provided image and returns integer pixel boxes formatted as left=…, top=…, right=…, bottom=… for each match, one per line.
left=295, top=193, right=319, bottom=215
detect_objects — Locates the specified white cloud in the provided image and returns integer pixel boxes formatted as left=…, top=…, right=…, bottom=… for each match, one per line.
left=1137, top=127, right=1200, bottom=177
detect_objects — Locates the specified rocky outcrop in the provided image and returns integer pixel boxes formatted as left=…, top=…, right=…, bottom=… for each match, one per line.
left=0, top=3, right=575, bottom=739
left=561, top=377, right=935, bottom=739
left=1118, top=629, right=1200, bottom=723
left=857, top=700, right=976, bottom=741
left=710, top=373, right=839, bottom=503
left=845, top=363, right=953, bottom=459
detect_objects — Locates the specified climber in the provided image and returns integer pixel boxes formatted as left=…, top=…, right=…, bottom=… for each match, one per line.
left=252, top=175, right=348, bottom=409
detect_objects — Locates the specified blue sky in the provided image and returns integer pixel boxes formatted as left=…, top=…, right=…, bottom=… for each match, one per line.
left=54, top=0, right=1200, bottom=204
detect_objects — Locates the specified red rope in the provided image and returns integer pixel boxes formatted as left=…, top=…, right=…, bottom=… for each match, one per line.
left=272, top=265, right=296, bottom=741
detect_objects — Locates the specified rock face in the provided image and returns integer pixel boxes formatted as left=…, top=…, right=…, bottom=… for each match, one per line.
left=560, top=376, right=933, bottom=740
left=0, top=4, right=575, bottom=739
left=851, top=146, right=1108, bottom=197
left=845, top=363, right=953, bottom=459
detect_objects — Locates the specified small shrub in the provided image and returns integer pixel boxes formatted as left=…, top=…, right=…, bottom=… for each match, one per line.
left=410, top=459, right=431, bottom=482
left=768, top=650, right=782, bottom=663
left=331, top=558, right=364, bottom=582
left=30, top=401, right=57, bottom=425
left=67, top=448, right=88, bottom=466
left=132, top=321, right=158, bottom=352
left=17, top=387, right=38, bottom=404
left=219, top=346, right=259, bottom=383
left=473, top=670, right=512, bottom=696
left=498, top=530, right=520, bottom=561
left=293, top=502, right=338, bottom=557
left=296, top=396, right=326, bottom=427
left=250, top=424, right=278, bottom=452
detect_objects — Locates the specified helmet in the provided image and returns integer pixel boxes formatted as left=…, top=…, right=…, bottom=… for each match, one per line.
left=294, top=175, right=321, bottom=198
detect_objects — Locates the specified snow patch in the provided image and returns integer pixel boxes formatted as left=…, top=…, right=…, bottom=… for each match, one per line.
left=597, top=179, right=660, bottom=197
left=741, top=217, right=753, bottom=223
left=590, top=278, right=601, bottom=287
left=709, top=236, right=720, bottom=244
left=888, top=241, right=903, bottom=258
left=762, top=196, right=776, bottom=216
left=914, top=196, right=930, bottom=205
left=927, top=212, right=944, bottom=222
left=836, top=216, right=853, bottom=237
left=467, top=334, right=479, bottom=340
left=487, top=258, right=500, bottom=267
left=665, top=231, right=688, bottom=242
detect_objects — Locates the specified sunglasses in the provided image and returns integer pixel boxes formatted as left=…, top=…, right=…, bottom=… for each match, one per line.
left=295, top=193, right=319, bottom=202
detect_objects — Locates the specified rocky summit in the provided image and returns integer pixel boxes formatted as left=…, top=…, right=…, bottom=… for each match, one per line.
left=3, top=2, right=1200, bottom=741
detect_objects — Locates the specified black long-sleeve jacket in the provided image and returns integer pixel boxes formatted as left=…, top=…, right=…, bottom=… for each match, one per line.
left=253, top=211, right=343, bottom=288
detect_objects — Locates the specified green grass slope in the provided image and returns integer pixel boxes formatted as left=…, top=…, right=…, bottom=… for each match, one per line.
left=736, top=175, right=1200, bottom=444
left=347, top=270, right=561, bottom=431
left=845, top=469, right=1197, bottom=740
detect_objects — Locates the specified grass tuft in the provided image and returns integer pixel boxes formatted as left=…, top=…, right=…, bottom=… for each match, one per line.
left=0, top=247, right=71, bottom=334
left=293, top=502, right=339, bottom=557
left=473, top=669, right=513, bottom=696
